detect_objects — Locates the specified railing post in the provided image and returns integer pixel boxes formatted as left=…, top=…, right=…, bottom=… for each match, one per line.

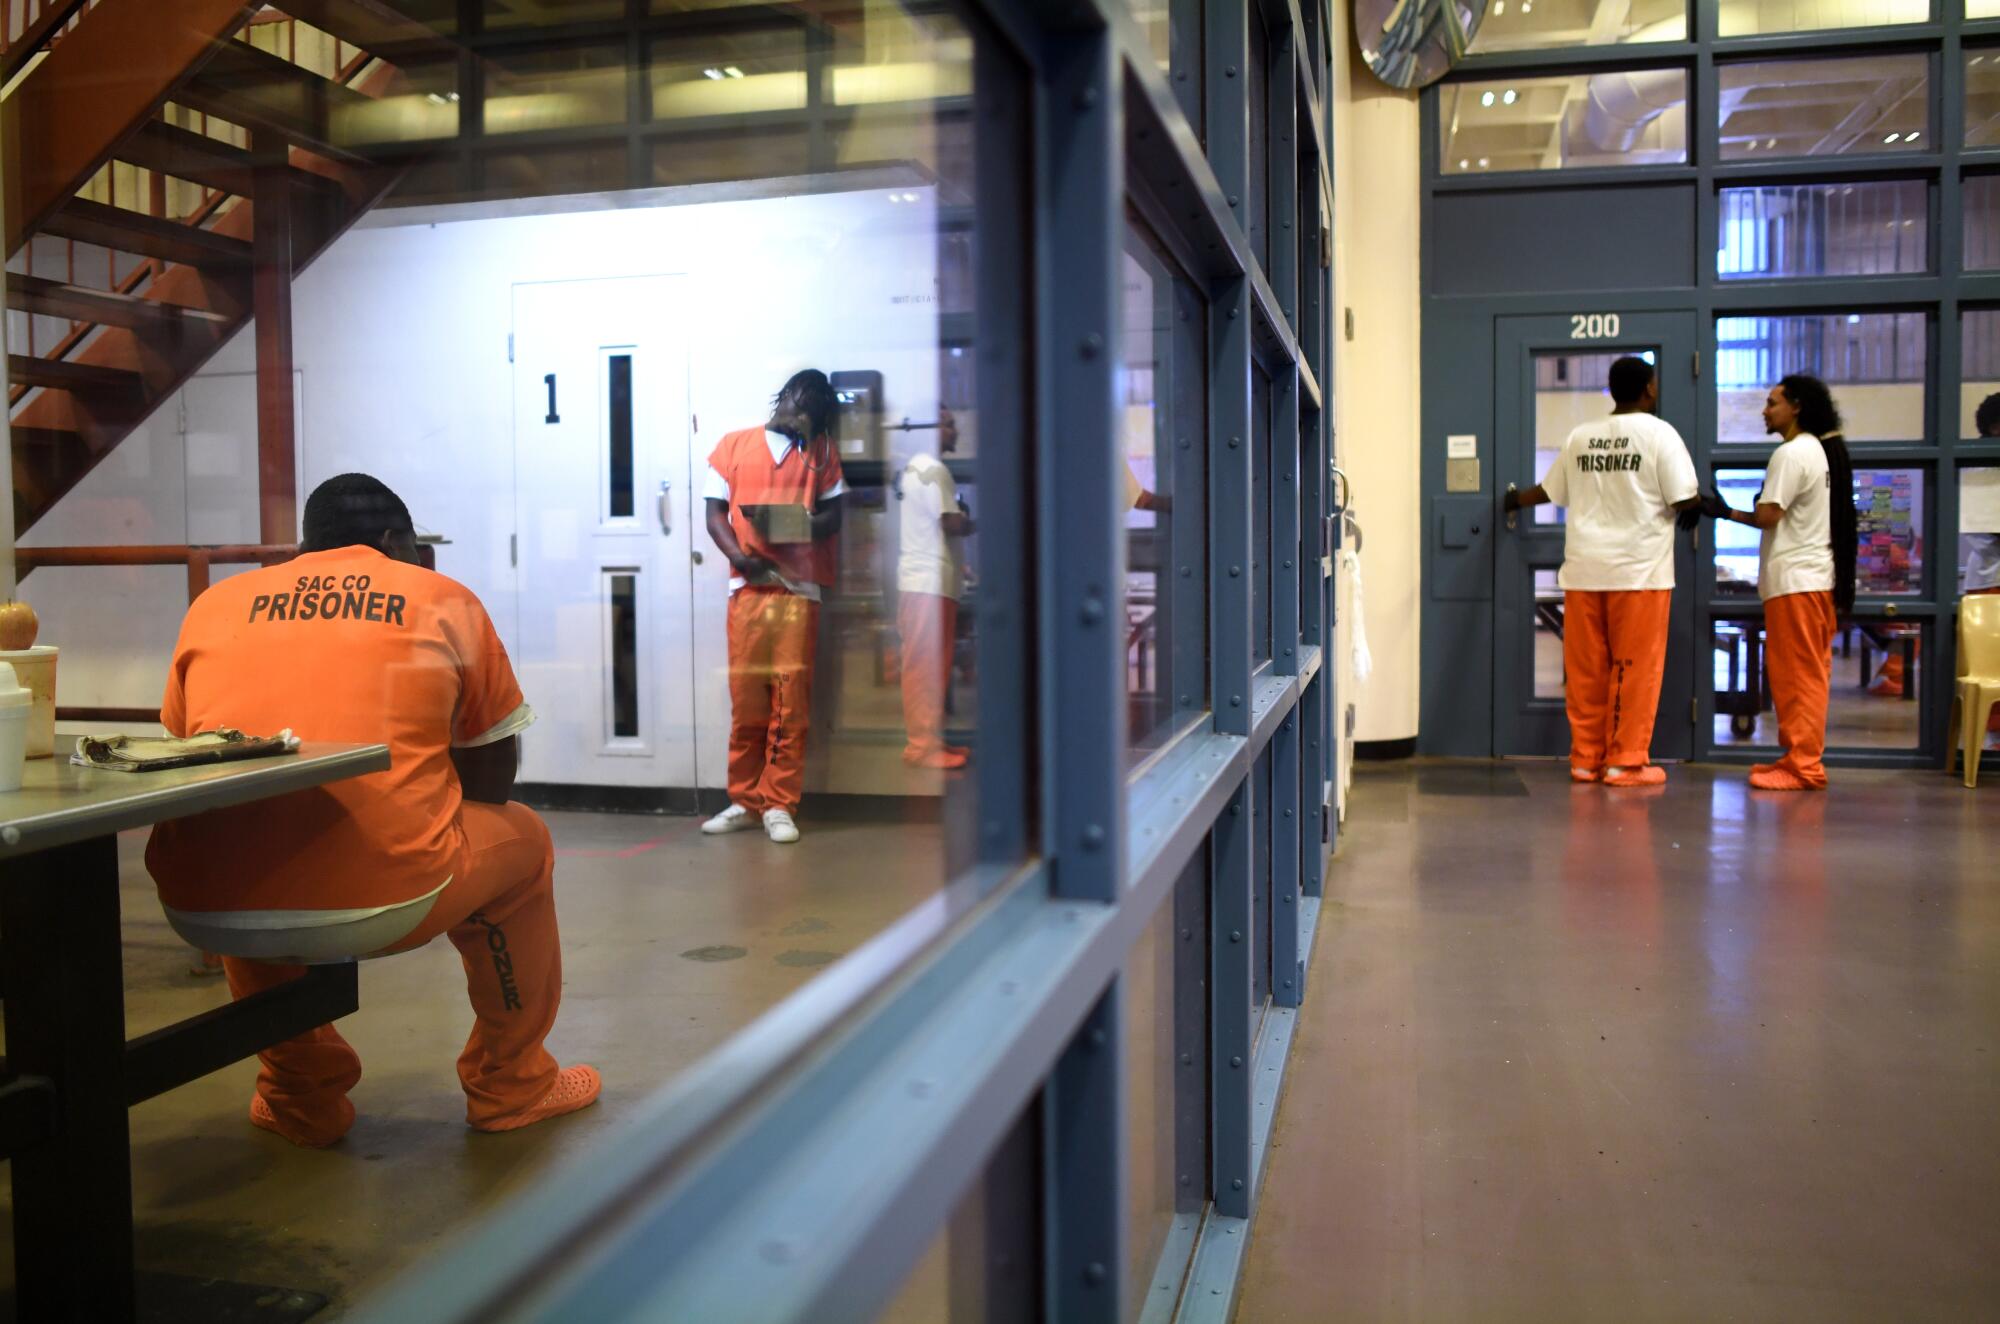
left=253, top=153, right=298, bottom=545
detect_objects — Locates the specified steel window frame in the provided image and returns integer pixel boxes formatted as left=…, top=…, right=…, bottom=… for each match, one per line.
left=352, top=0, right=1335, bottom=1318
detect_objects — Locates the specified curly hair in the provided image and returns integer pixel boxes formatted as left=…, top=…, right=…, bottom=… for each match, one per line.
left=1779, top=374, right=1856, bottom=616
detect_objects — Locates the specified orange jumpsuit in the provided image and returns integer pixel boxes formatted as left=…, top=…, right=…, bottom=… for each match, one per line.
left=1761, top=590, right=1837, bottom=788
left=1563, top=589, right=1672, bottom=772
left=146, top=546, right=565, bottom=1141
left=707, top=427, right=845, bottom=814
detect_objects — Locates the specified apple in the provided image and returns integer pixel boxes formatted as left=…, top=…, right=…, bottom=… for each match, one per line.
left=0, top=600, right=39, bottom=651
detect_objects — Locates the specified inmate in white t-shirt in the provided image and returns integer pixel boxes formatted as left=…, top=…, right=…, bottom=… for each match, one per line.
left=1540, top=412, right=1698, bottom=591
left=1757, top=433, right=1836, bottom=602
left=897, top=453, right=963, bottom=600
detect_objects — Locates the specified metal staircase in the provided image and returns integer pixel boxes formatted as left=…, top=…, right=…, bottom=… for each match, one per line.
left=3, top=0, right=449, bottom=541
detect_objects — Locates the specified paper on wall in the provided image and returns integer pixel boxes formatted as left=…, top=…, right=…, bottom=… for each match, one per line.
left=1963, top=468, right=2000, bottom=534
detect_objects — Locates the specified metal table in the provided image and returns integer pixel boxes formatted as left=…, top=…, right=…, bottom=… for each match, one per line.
left=0, top=743, right=390, bottom=1323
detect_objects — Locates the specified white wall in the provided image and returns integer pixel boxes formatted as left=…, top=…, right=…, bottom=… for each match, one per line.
left=1330, top=15, right=1422, bottom=748
left=23, top=184, right=943, bottom=791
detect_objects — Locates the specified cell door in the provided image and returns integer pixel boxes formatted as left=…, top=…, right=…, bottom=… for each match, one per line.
left=512, top=276, right=696, bottom=788
left=1493, top=311, right=1699, bottom=760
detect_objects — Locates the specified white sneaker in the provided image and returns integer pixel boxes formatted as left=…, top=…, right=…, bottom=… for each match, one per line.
left=762, top=808, right=800, bottom=844
left=701, top=804, right=759, bottom=835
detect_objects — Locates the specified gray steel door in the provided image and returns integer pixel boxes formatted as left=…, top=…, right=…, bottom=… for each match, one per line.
left=1493, top=311, right=1700, bottom=760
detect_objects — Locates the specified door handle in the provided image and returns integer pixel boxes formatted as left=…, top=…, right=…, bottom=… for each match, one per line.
left=657, top=480, right=672, bottom=537
left=1329, top=465, right=1352, bottom=515
left=1505, top=482, right=1518, bottom=532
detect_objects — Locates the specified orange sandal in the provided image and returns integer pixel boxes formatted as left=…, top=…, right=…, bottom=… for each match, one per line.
left=1603, top=766, right=1666, bottom=788
left=1748, top=768, right=1821, bottom=791
left=249, top=1093, right=352, bottom=1148
left=473, top=1064, right=602, bottom=1133
left=1570, top=766, right=1603, bottom=784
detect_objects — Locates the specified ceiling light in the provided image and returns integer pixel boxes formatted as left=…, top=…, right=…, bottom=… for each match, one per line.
left=1884, top=132, right=1900, bottom=144
left=724, top=66, right=744, bottom=78
left=1848, top=314, right=1862, bottom=324
left=1522, top=1, right=1532, bottom=10
left=1459, top=159, right=1470, bottom=169
left=1477, top=156, right=1490, bottom=168
left=1482, top=91, right=1496, bottom=106
left=702, top=67, right=725, bottom=79
left=1503, top=88, right=1517, bottom=104
left=1765, top=138, right=1776, bottom=149
left=1905, top=130, right=1920, bottom=142
left=426, top=92, right=446, bottom=104
left=1493, top=1, right=1504, bottom=13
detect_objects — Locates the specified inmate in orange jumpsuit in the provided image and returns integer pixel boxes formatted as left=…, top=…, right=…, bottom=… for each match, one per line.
left=1563, top=589, right=1673, bottom=774
left=146, top=545, right=582, bottom=1144
left=1760, top=590, right=1837, bottom=789
left=898, top=592, right=960, bottom=766
left=706, top=427, right=846, bottom=814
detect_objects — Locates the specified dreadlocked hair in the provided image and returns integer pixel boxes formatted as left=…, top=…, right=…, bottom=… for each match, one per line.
left=1779, top=373, right=1856, bottom=617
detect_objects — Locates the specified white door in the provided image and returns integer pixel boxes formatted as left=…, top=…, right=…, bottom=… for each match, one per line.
left=512, top=276, right=695, bottom=788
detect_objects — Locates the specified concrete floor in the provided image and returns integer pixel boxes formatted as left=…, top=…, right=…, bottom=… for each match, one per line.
left=0, top=808, right=943, bottom=1319
left=1239, top=760, right=2000, bottom=1323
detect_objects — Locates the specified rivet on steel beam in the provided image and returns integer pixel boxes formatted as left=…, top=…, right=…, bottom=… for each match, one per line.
left=1233, top=1178, right=1245, bottom=1190
left=1081, top=594, right=1105, bottom=624
left=1076, top=86, right=1099, bottom=110
left=1181, top=1173, right=1193, bottom=1186
left=1083, top=823, right=1106, bottom=849
left=1225, top=65, right=1237, bottom=77
left=1284, top=559, right=1293, bottom=569
left=1231, top=695, right=1242, bottom=707
left=1230, top=930, right=1242, bottom=943
left=1230, top=1054, right=1243, bottom=1067
left=1085, top=1262, right=1107, bottom=1286
left=1229, top=307, right=1239, bottom=319
left=1080, top=333, right=1102, bottom=359
left=1229, top=195, right=1240, bottom=207
left=1090, top=1026, right=1107, bottom=1048
left=1229, top=564, right=1242, bottom=577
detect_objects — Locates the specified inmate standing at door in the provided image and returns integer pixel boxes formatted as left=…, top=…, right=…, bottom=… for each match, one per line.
left=700, top=370, right=846, bottom=845
left=1507, top=356, right=1700, bottom=787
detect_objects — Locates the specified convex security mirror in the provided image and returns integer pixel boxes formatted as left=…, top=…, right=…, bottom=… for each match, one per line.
left=1356, top=0, right=1485, bottom=90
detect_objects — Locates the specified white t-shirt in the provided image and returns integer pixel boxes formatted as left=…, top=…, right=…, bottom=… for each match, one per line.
left=1757, top=434, right=1836, bottom=601
left=897, top=453, right=962, bottom=599
left=1540, top=412, right=1698, bottom=591
left=1964, top=533, right=2000, bottom=592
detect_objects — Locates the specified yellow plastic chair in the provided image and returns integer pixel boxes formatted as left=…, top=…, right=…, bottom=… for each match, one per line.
left=1949, top=595, right=2000, bottom=789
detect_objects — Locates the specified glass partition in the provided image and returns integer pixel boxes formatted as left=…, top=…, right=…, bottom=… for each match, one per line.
left=1715, top=313, right=1926, bottom=444
left=1966, top=310, right=2000, bottom=440
left=1718, top=54, right=1928, bottom=160
left=1469, top=0, right=1687, bottom=52
left=1718, top=0, right=1928, bottom=37
left=1712, top=466, right=1926, bottom=597
left=1441, top=70, right=1690, bottom=174
left=1967, top=176, right=2000, bottom=272
left=1969, top=49, right=2000, bottom=149
left=1711, top=616, right=1927, bottom=750
left=1718, top=181, right=1929, bottom=279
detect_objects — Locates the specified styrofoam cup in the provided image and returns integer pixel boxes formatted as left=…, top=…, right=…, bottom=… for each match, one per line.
left=0, top=661, right=32, bottom=793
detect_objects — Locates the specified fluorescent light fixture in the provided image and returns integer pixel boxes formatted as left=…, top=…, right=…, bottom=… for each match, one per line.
left=1458, top=159, right=1469, bottom=169
left=1884, top=132, right=1900, bottom=143
left=724, top=66, right=744, bottom=78
left=1503, top=88, right=1517, bottom=104
left=703, top=67, right=725, bottom=79
left=1493, top=1, right=1503, bottom=12
left=1765, top=138, right=1776, bottom=149
left=1481, top=90, right=1495, bottom=106
left=1477, top=157, right=1490, bottom=168
left=1848, top=314, right=1862, bottom=324
left=1905, top=130, right=1919, bottom=142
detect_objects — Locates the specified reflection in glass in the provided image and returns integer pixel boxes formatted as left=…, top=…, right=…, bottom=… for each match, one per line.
left=1718, top=181, right=1928, bottom=279
left=1713, top=467, right=1924, bottom=597
left=650, top=28, right=808, bottom=119
left=1440, top=70, right=1688, bottom=174
left=484, top=43, right=628, bottom=135
left=1971, top=51, right=2000, bottom=149
left=1470, top=0, right=1684, bottom=52
left=1124, top=0, right=1202, bottom=126
left=1531, top=349, right=1657, bottom=523
left=1968, top=176, right=2000, bottom=272
left=1123, top=228, right=1210, bottom=759
left=1974, top=0, right=2000, bottom=16
left=1715, top=313, right=1925, bottom=443
left=1966, top=311, right=2000, bottom=441
left=1718, top=0, right=1927, bottom=37
left=1533, top=568, right=1565, bottom=698
left=1712, top=618, right=1923, bottom=749
left=1358, top=0, right=1485, bottom=90
left=1253, top=368, right=1274, bottom=665
left=1960, top=467, right=2000, bottom=597
left=1718, top=55, right=1928, bottom=160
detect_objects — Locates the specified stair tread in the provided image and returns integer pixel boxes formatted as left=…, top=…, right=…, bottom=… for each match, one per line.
left=180, top=39, right=379, bottom=165
left=41, top=198, right=252, bottom=269
left=7, top=273, right=233, bottom=331
left=8, top=354, right=145, bottom=393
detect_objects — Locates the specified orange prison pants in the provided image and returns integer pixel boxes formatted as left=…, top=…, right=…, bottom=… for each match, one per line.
left=898, top=592, right=958, bottom=759
left=1763, top=590, right=1837, bottom=788
left=1563, top=589, right=1672, bottom=772
left=223, top=800, right=563, bottom=1142
left=727, top=587, right=818, bottom=814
